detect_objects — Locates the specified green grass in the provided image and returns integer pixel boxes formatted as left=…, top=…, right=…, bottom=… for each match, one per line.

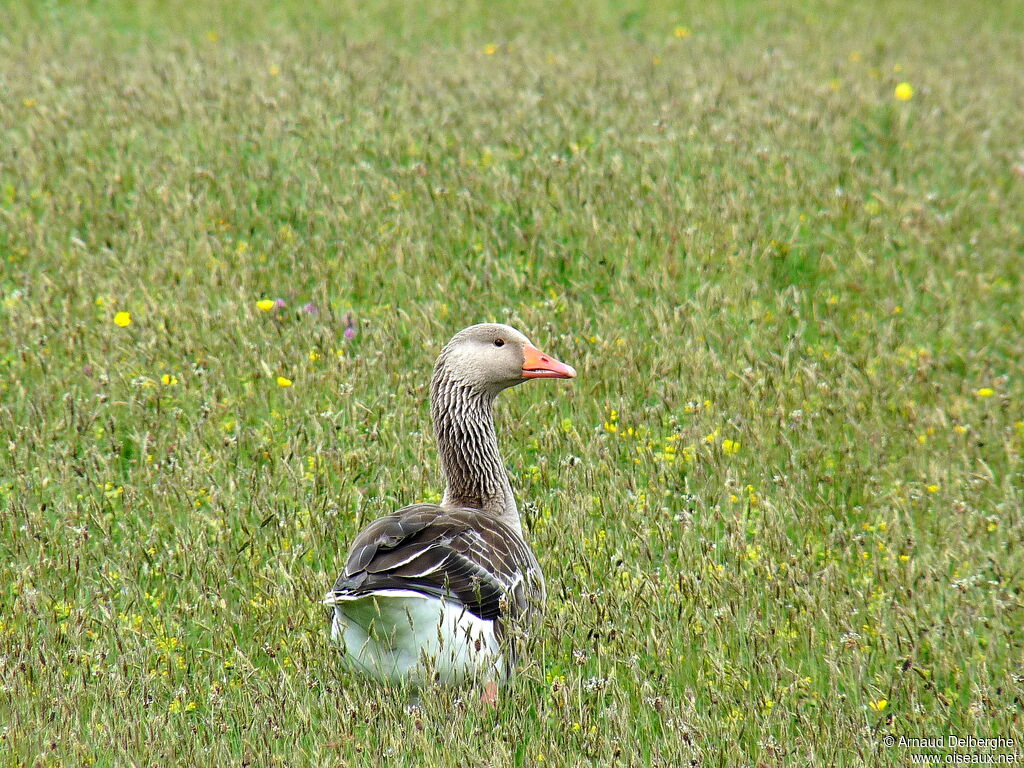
left=1, top=0, right=1023, bottom=765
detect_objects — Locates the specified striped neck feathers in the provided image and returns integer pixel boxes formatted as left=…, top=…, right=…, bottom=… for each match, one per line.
left=430, top=363, right=521, bottom=536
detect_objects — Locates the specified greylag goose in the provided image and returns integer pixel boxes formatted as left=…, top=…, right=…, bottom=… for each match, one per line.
left=324, top=323, right=576, bottom=692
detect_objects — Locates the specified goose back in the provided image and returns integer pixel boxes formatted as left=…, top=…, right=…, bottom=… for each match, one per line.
left=328, top=504, right=545, bottom=627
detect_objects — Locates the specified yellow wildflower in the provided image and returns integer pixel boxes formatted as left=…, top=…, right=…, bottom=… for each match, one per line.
left=161, top=374, right=178, bottom=386
left=926, top=484, right=939, bottom=494
left=256, top=299, right=275, bottom=312
left=604, top=409, right=619, bottom=433
left=276, top=376, right=293, bottom=388
left=976, top=387, right=995, bottom=398
left=483, top=44, right=497, bottom=55
left=722, top=439, right=741, bottom=456
left=894, top=82, right=913, bottom=101
left=868, top=699, right=888, bottom=712
left=674, top=26, right=692, bottom=38
left=113, top=311, right=131, bottom=327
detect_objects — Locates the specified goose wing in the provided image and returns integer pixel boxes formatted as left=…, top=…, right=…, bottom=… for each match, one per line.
left=325, top=504, right=542, bottom=622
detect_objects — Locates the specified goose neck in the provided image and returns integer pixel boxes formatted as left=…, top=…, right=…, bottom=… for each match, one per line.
left=430, top=373, right=521, bottom=535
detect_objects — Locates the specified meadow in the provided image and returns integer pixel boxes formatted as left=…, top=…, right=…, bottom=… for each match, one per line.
left=1, top=0, right=1023, bottom=765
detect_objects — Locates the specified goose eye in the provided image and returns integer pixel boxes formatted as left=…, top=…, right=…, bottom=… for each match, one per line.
left=493, top=338, right=505, bottom=347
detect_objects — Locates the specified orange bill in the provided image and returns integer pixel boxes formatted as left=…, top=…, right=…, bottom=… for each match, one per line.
left=522, top=344, right=577, bottom=379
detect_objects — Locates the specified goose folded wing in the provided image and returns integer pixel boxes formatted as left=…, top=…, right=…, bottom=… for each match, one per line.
left=328, top=506, right=524, bottom=621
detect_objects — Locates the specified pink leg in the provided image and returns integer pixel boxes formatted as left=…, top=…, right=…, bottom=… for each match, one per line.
left=481, top=681, right=499, bottom=709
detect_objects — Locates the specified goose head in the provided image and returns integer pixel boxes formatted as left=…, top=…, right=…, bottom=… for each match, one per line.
left=434, top=323, right=576, bottom=397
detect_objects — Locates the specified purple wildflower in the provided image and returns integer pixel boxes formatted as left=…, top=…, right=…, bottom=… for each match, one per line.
left=301, top=302, right=319, bottom=316
left=273, top=298, right=286, bottom=309
left=343, top=325, right=357, bottom=341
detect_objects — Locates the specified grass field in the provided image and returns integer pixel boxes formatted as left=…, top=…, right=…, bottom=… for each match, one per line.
left=2, top=0, right=1023, bottom=765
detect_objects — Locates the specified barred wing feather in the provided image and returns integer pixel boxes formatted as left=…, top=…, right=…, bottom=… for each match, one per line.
left=325, top=504, right=543, bottom=624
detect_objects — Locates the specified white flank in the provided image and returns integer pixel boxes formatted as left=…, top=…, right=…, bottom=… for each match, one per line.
left=328, top=591, right=505, bottom=686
